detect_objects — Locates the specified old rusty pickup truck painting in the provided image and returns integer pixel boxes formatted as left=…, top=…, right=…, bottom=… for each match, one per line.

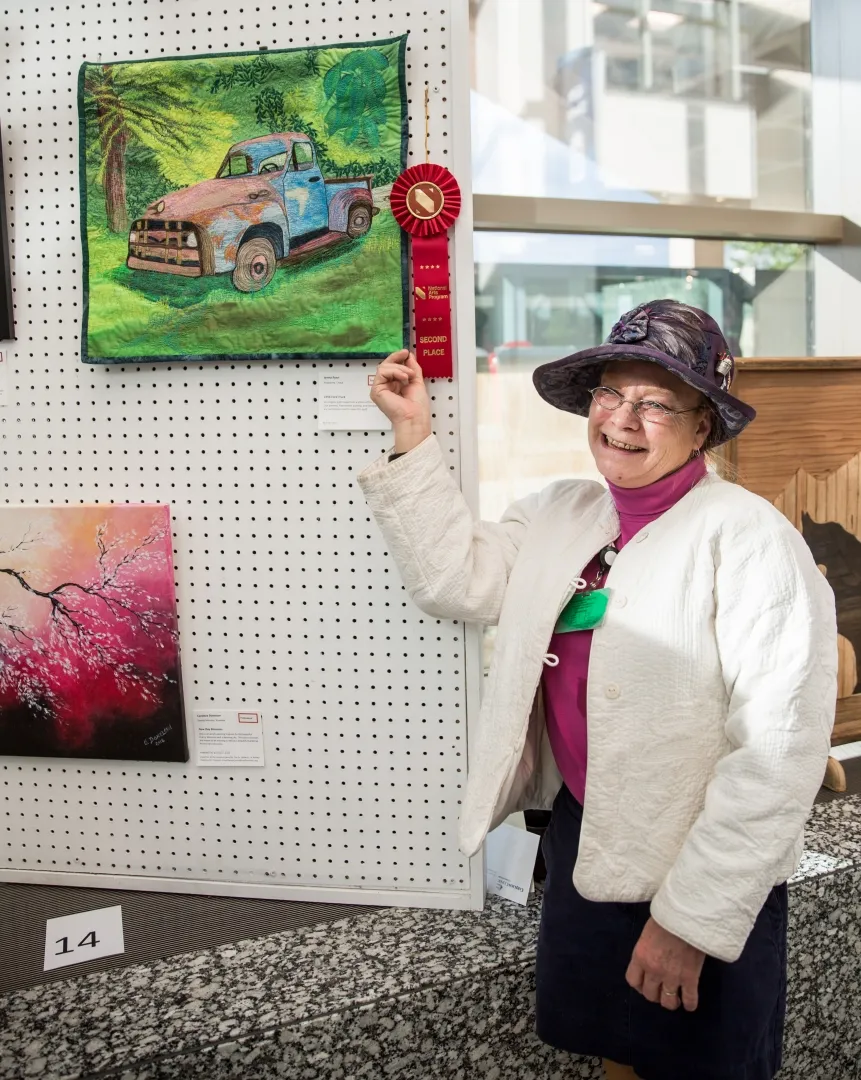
left=78, top=37, right=407, bottom=363
left=127, top=133, right=379, bottom=293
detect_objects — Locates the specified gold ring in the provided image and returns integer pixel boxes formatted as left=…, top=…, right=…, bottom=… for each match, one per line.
left=662, top=988, right=679, bottom=997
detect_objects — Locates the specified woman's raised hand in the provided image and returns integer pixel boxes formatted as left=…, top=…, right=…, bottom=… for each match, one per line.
left=370, top=350, right=433, bottom=454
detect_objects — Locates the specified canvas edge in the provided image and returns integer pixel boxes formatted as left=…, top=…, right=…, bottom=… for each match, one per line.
left=159, top=501, right=190, bottom=764
left=77, top=61, right=91, bottom=365
left=75, top=32, right=410, bottom=73
left=396, top=31, right=410, bottom=351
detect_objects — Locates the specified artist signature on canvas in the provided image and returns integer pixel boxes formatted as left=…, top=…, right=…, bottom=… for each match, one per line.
left=144, top=725, right=174, bottom=748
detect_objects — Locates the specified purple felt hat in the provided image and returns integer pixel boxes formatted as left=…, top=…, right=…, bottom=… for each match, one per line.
left=532, top=299, right=755, bottom=446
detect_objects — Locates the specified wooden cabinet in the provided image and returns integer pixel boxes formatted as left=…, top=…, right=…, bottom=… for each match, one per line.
left=728, top=358, right=861, bottom=746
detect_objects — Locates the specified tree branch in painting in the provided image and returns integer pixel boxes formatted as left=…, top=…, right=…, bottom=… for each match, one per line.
left=0, top=510, right=184, bottom=759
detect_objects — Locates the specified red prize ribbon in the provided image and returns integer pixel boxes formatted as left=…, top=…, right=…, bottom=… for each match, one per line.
left=390, top=163, right=461, bottom=378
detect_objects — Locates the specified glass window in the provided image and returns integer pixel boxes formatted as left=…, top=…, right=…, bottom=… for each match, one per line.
left=218, top=153, right=252, bottom=178
left=292, top=142, right=315, bottom=171
left=470, top=0, right=811, bottom=210
left=258, top=152, right=287, bottom=174
left=474, top=230, right=811, bottom=520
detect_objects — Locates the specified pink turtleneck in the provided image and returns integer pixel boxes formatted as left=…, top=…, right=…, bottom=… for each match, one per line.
left=542, top=454, right=707, bottom=805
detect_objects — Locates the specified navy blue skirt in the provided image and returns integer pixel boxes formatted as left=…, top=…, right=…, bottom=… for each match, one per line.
left=536, top=785, right=787, bottom=1080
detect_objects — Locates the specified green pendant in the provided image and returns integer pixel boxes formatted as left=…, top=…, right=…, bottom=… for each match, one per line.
left=555, top=588, right=611, bottom=633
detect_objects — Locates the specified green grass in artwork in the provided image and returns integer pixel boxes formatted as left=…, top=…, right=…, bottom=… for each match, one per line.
left=85, top=211, right=404, bottom=359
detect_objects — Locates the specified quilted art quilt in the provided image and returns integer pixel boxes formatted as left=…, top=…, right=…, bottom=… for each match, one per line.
left=78, top=37, right=408, bottom=362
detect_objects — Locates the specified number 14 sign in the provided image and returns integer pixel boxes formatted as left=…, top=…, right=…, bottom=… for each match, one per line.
left=44, top=905, right=125, bottom=972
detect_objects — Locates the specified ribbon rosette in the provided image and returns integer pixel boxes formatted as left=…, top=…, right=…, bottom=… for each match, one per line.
left=390, top=163, right=462, bottom=378
left=390, top=162, right=462, bottom=237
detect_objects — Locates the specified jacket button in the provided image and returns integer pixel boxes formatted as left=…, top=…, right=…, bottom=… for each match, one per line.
left=614, top=595, right=627, bottom=608
left=635, top=530, right=649, bottom=543
left=605, top=684, right=620, bottom=699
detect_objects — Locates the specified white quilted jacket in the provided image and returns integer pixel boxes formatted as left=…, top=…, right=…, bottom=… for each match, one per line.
left=358, top=435, right=838, bottom=961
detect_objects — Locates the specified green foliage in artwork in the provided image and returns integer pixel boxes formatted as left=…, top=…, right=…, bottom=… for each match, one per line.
left=123, top=144, right=171, bottom=220
left=322, top=49, right=389, bottom=149
left=209, top=52, right=277, bottom=93
left=199, top=44, right=400, bottom=176
left=254, top=86, right=289, bottom=132
left=281, top=112, right=400, bottom=186
left=301, top=50, right=321, bottom=78
left=323, top=156, right=399, bottom=186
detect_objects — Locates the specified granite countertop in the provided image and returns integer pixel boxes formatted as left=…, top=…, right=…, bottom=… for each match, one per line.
left=2, top=794, right=860, bottom=1080
left=802, top=791, right=861, bottom=862
left=1, top=896, right=541, bottom=1080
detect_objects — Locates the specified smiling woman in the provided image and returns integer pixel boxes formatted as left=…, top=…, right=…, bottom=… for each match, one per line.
left=586, top=365, right=711, bottom=489
left=359, top=299, right=837, bottom=1080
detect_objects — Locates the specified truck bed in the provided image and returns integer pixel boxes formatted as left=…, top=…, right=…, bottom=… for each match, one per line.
left=324, top=175, right=373, bottom=192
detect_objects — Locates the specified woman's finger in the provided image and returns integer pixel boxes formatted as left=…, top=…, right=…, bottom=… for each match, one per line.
left=380, top=353, right=421, bottom=383
left=641, top=974, right=662, bottom=1004
left=402, top=351, right=423, bottom=378
left=624, top=955, right=643, bottom=992
left=659, top=986, right=681, bottom=1012
left=372, top=367, right=411, bottom=393
left=680, top=978, right=699, bottom=1013
left=374, top=364, right=410, bottom=383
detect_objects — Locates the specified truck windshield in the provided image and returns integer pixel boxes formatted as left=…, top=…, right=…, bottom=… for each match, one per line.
left=217, top=154, right=252, bottom=178
left=258, top=152, right=287, bottom=175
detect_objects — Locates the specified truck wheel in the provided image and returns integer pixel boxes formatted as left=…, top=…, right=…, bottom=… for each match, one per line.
left=233, top=237, right=277, bottom=292
left=347, top=205, right=372, bottom=238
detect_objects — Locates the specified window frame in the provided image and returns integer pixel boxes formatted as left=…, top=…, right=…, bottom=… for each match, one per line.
left=472, top=195, right=844, bottom=247
left=291, top=141, right=315, bottom=173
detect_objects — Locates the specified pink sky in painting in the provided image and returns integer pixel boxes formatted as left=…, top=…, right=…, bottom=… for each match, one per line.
left=0, top=504, right=181, bottom=751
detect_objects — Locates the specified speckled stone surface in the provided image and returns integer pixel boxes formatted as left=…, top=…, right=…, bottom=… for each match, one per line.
left=804, top=793, right=861, bottom=863
left=2, top=802, right=860, bottom=1080
left=1, top=899, right=544, bottom=1080
left=789, top=849, right=851, bottom=882
left=781, top=866, right=861, bottom=1080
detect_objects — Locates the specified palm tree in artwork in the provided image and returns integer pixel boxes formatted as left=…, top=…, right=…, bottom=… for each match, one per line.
left=84, top=66, right=125, bottom=232
left=82, top=64, right=231, bottom=233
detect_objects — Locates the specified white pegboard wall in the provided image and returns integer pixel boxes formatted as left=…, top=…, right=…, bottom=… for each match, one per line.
left=0, top=0, right=480, bottom=909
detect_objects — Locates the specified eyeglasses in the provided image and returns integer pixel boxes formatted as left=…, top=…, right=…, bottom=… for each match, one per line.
left=588, top=385, right=703, bottom=425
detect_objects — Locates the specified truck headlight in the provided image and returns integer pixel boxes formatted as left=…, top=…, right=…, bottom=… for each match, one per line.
left=185, top=233, right=198, bottom=248
left=129, top=231, right=137, bottom=244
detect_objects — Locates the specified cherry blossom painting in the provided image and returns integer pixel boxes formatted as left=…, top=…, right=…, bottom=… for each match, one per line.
left=0, top=504, right=187, bottom=761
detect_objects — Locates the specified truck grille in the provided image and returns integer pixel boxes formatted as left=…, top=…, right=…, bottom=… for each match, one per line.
left=128, top=219, right=201, bottom=269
